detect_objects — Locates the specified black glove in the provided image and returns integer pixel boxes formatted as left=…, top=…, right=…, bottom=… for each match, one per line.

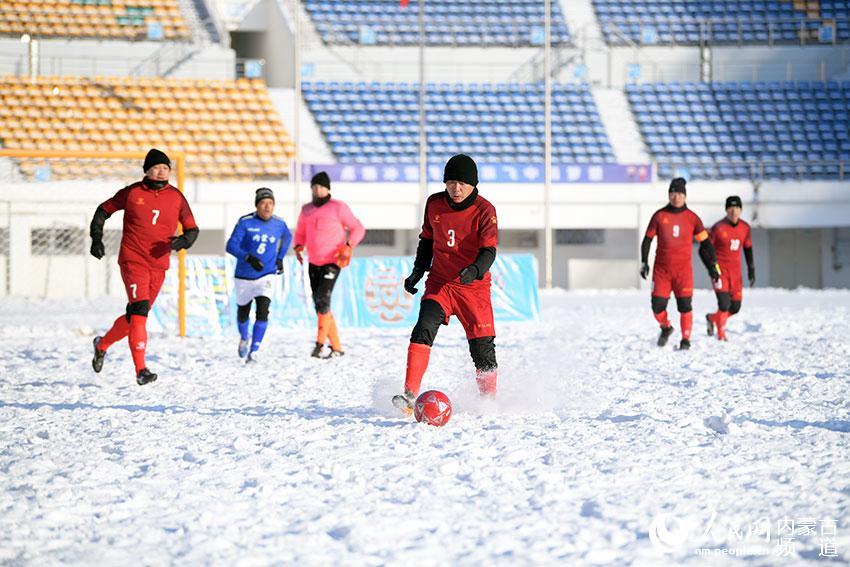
left=748, top=268, right=755, bottom=287
left=169, top=235, right=190, bottom=251
left=459, top=265, right=479, bottom=285
left=276, top=258, right=284, bottom=274
left=708, top=262, right=722, bottom=282
left=246, top=255, right=264, bottom=271
left=90, top=238, right=105, bottom=260
left=640, top=262, right=649, bottom=280
left=404, top=267, right=425, bottom=295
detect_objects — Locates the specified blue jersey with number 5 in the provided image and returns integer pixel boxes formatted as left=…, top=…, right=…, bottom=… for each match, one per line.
left=226, top=212, right=292, bottom=280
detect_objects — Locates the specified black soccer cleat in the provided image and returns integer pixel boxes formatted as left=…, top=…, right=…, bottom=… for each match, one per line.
left=679, top=338, right=691, bottom=351
left=657, top=326, right=674, bottom=347
left=310, top=342, right=324, bottom=358
left=705, top=313, right=715, bottom=337
left=92, top=336, right=106, bottom=373
left=324, top=350, right=345, bottom=359
left=136, top=367, right=158, bottom=386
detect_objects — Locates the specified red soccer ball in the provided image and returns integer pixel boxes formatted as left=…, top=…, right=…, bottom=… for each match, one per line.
left=414, top=390, right=452, bottom=427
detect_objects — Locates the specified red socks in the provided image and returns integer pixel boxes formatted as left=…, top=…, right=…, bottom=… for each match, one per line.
left=97, top=315, right=129, bottom=351
left=404, top=343, right=431, bottom=397
left=680, top=311, right=693, bottom=340
left=654, top=311, right=670, bottom=328
left=713, top=310, right=730, bottom=340
left=128, top=314, right=148, bottom=373
left=476, top=370, right=497, bottom=397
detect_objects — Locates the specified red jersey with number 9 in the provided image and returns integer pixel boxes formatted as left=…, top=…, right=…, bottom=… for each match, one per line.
left=420, top=191, right=498, bottom=286
left=710, top=217, right=752, bottom=268
left=645, top=205, right=709, bottom=271
left=99, top=181, right=198, bottom=270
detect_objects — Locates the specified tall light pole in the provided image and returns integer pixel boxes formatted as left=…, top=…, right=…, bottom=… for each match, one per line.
left=544, top=0, right=553, bottom=288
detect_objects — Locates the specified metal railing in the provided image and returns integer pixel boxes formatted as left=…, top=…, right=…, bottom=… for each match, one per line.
left=655, top=159, right=848, bottom=181
left=600, top=17, right=848, bottom=47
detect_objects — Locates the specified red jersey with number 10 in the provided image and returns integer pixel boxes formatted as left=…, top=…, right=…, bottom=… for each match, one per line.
left=421, top=191, right=498, bottom=286
left=645, top=205, right=709, bottom=270
left=710, top=218, right=752, bottom=269
left=99, top=181, right=198, bottom=270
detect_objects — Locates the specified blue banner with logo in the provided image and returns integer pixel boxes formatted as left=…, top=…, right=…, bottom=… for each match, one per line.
left=304, top=163, right=653, bottom=184
left=151, top=254, right=540, bottom=336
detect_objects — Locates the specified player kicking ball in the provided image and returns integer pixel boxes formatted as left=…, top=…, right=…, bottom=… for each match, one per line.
left=640, top=177, right=720, bottom=350
left=393, top=154, right=499, bottom=414
left=226, top=188, right=292, bottom=362
left=705, top=195, right=755, bottom=341
left=89, top=149, right=199, bottom=385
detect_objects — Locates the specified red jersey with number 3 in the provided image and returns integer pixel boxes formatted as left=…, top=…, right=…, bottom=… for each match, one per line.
left=645, top=205, right=709, bottom=270
left=421, top=191, right=498, bottom=286
left=710, top=218, right=752, bottom=270
left=99, top=181, right=198, bottom=270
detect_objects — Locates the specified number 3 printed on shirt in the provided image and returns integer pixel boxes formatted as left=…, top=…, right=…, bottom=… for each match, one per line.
left=447, top=229, right=456, bottom=248
left=151, top=209, right=160, bottom=225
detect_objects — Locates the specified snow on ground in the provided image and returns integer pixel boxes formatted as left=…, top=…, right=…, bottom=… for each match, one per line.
left=1, top=289, right=849, bottom=565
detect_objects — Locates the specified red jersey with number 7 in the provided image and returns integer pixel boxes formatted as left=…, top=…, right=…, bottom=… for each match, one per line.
left=645, top=205, right=709, bottom=271
left=710, top=218, right=752, bottom=269
left=99, top=181, right=198, bottom=270
left=421, top=191, right=498, bottom=286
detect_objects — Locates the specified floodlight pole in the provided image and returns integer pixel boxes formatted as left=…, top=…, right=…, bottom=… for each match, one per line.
left=418, top=0, right=427, bottom=225
left=544, top=0, right=553, bottom=289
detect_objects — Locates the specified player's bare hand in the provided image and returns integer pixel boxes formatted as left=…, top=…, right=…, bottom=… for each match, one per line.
left=293, top=244, right=304, bottom=265
left=639, top=262, right=649, bottom=280
left=404, top=267, right=425, bottom=295
left=459, top=265, right=478, bottom=285
left=90, top=239, right=105, bottom=260
left=334, top=244, right=352, bottom=268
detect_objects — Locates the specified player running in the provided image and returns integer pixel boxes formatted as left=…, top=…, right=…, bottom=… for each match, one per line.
left=293, top=171, right=365, bottom=359
left=226, top=187, right=292, bottom=362
left=89, top=149, right=199, bottom=385
left=705, top=195, right=755, bottom=341
left=393, top=154, right=499, bottom=414
left=640, top=177, right=720, bottom=350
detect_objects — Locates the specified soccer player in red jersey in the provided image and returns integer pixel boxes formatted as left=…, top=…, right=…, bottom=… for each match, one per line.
left=393, top=154, right=499, bottom=412
left=705, top=195, right=755, bottom=341
left=640, top=178, right=721, bottom=350
left=89, top=149, right=199, bottom=385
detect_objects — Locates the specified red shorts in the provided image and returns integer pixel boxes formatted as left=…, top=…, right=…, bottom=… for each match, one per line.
left=713, top=265, right=743, bottom=301
left=423, top=280, right=495, bottom=340
left=651, top=264, right=693, bottom=299
left=119, top=262, right=166, bottom=304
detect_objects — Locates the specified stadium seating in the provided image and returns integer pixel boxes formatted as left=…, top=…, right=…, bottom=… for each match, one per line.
left=627, top=80, right=850, bottom=180
left=303, top=81, right=615, bottom=164
left=0, top=76, right=294, bottom=180
left=304, top=0, right=572, bottom=46
left=593, top=0, right=836, bottom=45
left=0, top=0, right=191, bottom=41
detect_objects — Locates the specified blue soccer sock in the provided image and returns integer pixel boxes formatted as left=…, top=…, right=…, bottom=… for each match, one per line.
left=237, top=318, right=250, bottom=341
left=251, top=320, right=268, bottom=352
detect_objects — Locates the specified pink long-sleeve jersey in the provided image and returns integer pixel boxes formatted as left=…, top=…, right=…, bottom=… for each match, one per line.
left=294, top=198, right=366, bottom=266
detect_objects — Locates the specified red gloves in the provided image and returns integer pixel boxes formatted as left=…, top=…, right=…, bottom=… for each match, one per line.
left=334, top=244, right=353, bottom=268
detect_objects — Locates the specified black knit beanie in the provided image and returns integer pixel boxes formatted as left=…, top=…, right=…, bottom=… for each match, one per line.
left=443, top=154, right=478, bottom=187
left=725, top=195, right=742, bottom=209
left=669, top=177, right=687, bottom=194
left=143, top=148, right=171, bottom=172
left=311, top=171, right=331, bottom=191
left=255, top=187, right=274, bottom=205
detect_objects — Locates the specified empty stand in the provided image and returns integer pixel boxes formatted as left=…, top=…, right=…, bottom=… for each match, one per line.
left=0, top=0, right=191, bottom=41
left=627, top=80, right=850, bottom=179
left=303, top=81, right=615, bottom=164
left=304, top=0, right=572, bottom=46
left=0, top=75, right=294, bottom=180
left=594, top=0, right=838, bottom=45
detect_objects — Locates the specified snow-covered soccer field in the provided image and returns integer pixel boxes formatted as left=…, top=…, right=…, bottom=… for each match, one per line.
left=1, top=289, right=848, bottom=565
